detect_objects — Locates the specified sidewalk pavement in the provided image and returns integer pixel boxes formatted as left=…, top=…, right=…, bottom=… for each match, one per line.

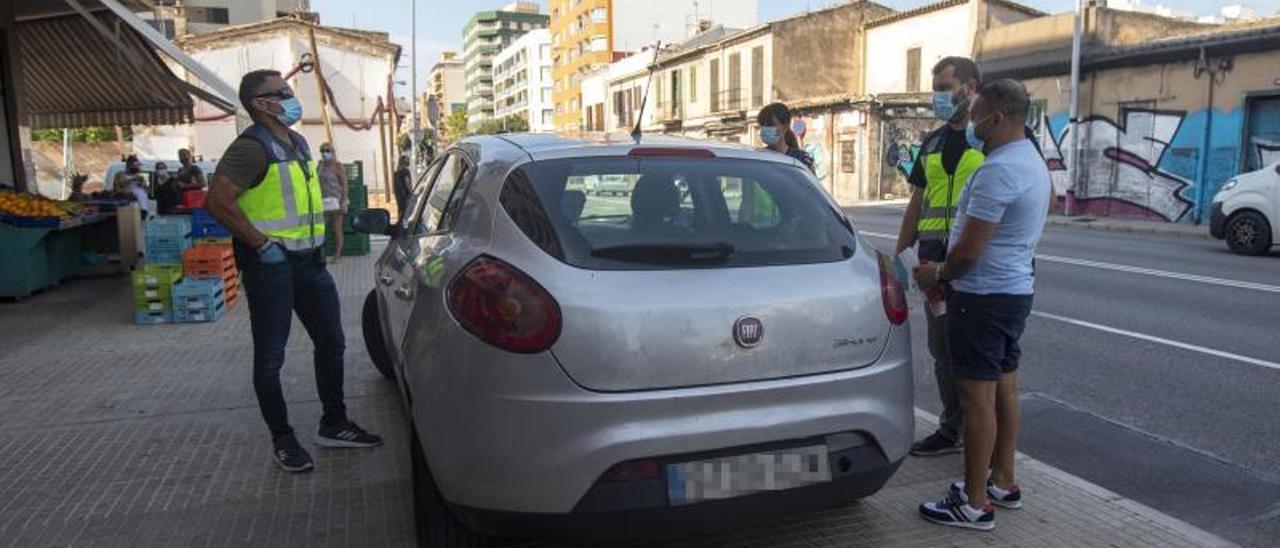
left=0, top=243, right=1236, bottom=547
left=845, top=202, right=1214, bottom=240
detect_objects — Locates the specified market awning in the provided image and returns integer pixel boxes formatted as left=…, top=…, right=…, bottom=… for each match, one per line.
left=17, top=10, right=195, bottom=129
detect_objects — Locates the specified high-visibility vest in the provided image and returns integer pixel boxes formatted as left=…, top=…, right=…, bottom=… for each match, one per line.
left=235, top=124, right=326, bottom=251
left=916, top=132, right=984, bottom=243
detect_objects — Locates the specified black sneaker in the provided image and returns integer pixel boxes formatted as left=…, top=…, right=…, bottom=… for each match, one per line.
left=273, top=435, right=315, bottom=473
left=317, top=421, right=383, bottom=448
left=919, top=491, right=995, bottom=531
left=951, top=479, right=1024, bottom=509
left=910, top=432, right=963, bottom=456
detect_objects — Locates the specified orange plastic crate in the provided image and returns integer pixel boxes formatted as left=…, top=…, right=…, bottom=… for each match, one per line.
left=182, top=244, right=235, bottom=278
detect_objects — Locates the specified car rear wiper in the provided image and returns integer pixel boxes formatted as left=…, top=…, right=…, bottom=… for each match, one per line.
left=590, top=242, right=736, bottom=264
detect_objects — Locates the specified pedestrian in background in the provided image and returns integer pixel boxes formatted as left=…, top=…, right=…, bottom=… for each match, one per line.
left=896, top=57, right=985, bottom=458
left=393, top=155, right=412, bottom=221
left=757, top=102, right=815, bottom=173
left=116, top=155, right=153, bottom=220
left=318, top=143, right=349, bottom=262
left=154, top=161, right=182, bottom=215
left=175, top=148, right=207, bottom=190
left=205, top=69, right=382, bottom=474
left=915, top=79, right=1050, bottom=531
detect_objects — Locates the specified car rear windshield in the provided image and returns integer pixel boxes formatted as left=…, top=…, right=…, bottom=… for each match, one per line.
left=499, top=155, right=856, bottom=270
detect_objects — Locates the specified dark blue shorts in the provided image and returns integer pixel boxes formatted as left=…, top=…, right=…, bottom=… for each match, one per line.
left=946, top=291, right=1034, bottom=381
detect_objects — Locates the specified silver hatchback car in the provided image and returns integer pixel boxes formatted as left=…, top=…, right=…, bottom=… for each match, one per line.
left=354, top=134, right=913, bottom=545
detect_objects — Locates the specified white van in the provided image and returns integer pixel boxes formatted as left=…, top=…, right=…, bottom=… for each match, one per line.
left=1211, top=163, right=1279, bottom=255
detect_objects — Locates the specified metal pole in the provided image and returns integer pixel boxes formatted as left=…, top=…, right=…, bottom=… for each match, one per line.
left=410, top=0, right=419, bottom=173
left=1066, top=0, right=1084, bottom=217
left=307, top=23, right=335, bottom=148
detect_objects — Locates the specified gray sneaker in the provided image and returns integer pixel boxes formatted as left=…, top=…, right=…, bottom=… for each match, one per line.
left=910, top=432, right=963, bottom=456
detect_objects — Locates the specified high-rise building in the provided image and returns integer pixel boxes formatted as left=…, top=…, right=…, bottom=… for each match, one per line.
left=550, top=0, right=759, bottom=132
left=142, top=0, right=313, bottom=38
left=463, top=2, right=549, bottom=131
left=429, top=51, right=466, bottom=132
left=493, top=29, right=554, bottom=133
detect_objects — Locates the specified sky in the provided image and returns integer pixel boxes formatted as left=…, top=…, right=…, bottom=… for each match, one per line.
left=309, top=0, right=1280, bottom=100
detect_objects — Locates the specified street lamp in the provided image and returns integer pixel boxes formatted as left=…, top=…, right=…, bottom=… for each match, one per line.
left=410, top=0, right=419, bottom=173
left=1066, top=0, right=1084, bottom=217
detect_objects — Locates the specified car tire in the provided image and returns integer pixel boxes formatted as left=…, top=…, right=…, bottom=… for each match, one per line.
left=362, top=290, right=396, bottom=381
left=1225, top=210, right=1272, bottom=256
left=411, top=424, right=496, bottom=548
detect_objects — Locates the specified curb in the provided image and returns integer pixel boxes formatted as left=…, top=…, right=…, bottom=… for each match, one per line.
left=912, top=408, right=1239, bottom=548
left=1044, top=217, right=1214, bottom=240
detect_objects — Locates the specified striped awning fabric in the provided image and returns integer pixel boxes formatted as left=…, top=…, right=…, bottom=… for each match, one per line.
left=18, top=11, right=194, bottom=129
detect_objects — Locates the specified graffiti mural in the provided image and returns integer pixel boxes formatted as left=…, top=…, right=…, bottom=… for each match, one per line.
left=1038, top=107, right=1246, bottom=223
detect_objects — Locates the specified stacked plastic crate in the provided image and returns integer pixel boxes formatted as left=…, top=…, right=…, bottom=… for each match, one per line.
left=177, top=243, right=238, bottom=322
left=144, top=216, right=193, bottom=264
left=326, top=161, right=371, bottom=257
left=191, top=208, right=231, bottom=243
left=131, top=264, right=182, bottom=324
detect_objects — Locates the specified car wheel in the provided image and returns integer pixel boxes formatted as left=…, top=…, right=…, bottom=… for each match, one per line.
left=1225, top=211, right=1272, bottom=256
left=362, top=290, right=396, bottom=381
left=411, top=424, right=496, bottom=548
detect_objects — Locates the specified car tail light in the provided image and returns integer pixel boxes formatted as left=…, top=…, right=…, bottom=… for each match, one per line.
left=878, top=253, right=909, bottom=326
left=447, top=256, right=561, bottom=353
left=599, top=459, right=661, bottom=482
left=627, top=147, right=716, bottom=158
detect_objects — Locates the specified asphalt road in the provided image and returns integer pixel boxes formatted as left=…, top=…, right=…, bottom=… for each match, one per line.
left=845, top=203, right=1280, bottom=547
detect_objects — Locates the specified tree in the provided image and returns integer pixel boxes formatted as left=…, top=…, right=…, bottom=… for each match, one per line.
left=474, top=115, right=529, bottom=136
left=443, top=110, right=468, bottom=143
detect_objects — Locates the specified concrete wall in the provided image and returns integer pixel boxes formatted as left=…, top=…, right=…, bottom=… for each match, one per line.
left=1022, top=48, right=1280, bottom=223
left=771, top=2, right=893, bottom=103
left=865, top=4, right=976, bottom=95
left=149, top=26, right=397, bottom=191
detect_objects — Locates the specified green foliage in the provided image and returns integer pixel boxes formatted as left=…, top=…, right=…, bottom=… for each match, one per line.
left=30, top=127, right=132, bottom=144
left=473, top=115, right=530, bottom=136
left=443, top=110, right=469, bottom=143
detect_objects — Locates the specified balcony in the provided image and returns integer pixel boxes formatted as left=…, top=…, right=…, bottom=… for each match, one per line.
left=709, top=88, right=746, bottom=116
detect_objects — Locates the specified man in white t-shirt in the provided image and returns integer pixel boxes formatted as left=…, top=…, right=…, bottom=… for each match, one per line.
left=913, top=79, right=1050, bottom=531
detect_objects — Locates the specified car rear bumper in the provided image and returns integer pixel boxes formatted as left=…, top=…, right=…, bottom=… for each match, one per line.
left=453, top=447, right=903, bottom=542
left=412, top=324, right=914, bottom=518
left=1210, top=202, right=1227, bottom=239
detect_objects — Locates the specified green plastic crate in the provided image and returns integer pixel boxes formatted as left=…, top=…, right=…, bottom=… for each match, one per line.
left=324, top=233, right=371, bottom=257
left=344, top=161, right=364, bottom=186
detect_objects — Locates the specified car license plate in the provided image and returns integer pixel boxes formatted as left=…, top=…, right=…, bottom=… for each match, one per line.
left=666, top=445, right=831, bottom=506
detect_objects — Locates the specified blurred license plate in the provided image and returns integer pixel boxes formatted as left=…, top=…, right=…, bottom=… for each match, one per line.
left=667, top=445, right=830, bottom=506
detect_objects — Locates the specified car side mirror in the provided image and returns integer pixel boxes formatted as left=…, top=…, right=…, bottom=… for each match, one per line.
left=352, top=208, right=392, bottom=235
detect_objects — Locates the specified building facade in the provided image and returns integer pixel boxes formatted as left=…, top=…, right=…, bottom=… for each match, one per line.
left=978, top=6, right=1273, bottom=224
left=463, top=2, right=549, bottom=132
left=493, top=29, right=554, bottom=133
left=429, top=51, right=466, bottom=132
left=550, top=0, right=759, bottom=132
left=143, top=0, right=312, bottom=38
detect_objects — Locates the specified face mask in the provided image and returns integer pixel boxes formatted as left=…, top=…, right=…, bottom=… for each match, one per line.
left=155, top=171, right=169, bottom=180
left=127, top=166, right=140, bottom=174
left=760, top=126, right=782, bottom=146
left=932, top=91, right=957, bottom=122
left=275, top=97, right=303, bottom=126
left=321, top=151, right=334, bottom=161
left=966, top=115, right=994, bottom=151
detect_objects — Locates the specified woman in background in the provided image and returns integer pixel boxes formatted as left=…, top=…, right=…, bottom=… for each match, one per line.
left=318, top=143, right=349, bottom=263
left=757, top=102, right=815, bottom=173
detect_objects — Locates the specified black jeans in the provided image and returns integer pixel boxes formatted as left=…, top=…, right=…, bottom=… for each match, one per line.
left=236, top=243, right=347, bottom=439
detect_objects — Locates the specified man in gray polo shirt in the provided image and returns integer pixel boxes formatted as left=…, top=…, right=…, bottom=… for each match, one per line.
left=913, top=79, right=1050, bottom=531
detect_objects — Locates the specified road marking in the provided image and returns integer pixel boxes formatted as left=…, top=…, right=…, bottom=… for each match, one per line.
left=1031, top=311, right=1280, bottom=372
left=858, top=231, right=1280, bottom=295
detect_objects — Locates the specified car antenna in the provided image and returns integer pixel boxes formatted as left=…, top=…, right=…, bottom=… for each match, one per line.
left=631, top=40, right=662, bottom=144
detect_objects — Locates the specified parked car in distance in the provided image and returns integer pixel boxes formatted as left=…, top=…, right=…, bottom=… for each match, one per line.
left=593, top=173, right=631, bottom=196
left=1211, top=162, right=1279, bottom=255
left=354, top=134, right=913, bottom=546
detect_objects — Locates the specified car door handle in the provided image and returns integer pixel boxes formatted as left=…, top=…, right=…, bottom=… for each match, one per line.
left=379, top=273, right=395, bottom=286
left=394, top=284, right=414, bottom=301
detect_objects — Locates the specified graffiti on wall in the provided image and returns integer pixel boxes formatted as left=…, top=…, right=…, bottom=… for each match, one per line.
left=1039, top=107, right=1246, bottom=223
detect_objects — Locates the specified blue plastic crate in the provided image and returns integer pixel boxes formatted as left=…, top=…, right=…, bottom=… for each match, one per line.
left=134, top=310, right=173, bottom=325
left=144, top=215, right=193, bottom=240
left=173, top=300, right=225, bottom=323
left=191, top=209, right=231, bottom=238
left=145, top=234, right=192, bottom=264
left=171, top=278, right=225, bottom=312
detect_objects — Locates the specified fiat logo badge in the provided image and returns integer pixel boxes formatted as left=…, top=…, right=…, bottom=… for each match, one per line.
left=734, top=317, right=764, bottom=348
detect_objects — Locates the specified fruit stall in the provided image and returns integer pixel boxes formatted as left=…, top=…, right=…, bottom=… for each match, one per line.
left=0, top=190, right=141, bottom=299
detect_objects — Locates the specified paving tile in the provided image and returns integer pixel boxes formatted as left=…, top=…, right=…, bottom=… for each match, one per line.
left=0, top=242, right=1233, bottom=548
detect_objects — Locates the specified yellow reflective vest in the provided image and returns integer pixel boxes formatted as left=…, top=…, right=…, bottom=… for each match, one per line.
left=917, top=131, right=984, bottom=244
left=235, top=125, right=326, bottom=251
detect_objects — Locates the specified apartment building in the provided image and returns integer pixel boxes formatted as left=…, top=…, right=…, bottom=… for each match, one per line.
left=463, top=2, right=550, bottom=131
left=550, top=0, right=759, bottom=132
left=429, top=51, right=466, bottom=127
left=493, top=29, right=554, bottom=132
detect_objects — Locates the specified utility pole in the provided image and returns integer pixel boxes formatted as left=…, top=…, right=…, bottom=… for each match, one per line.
left=410, top=0, right=419, bottom=173
left=1066, top=0, right=1085, bottom=217
left=307, top=22, right=335, bottom=148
